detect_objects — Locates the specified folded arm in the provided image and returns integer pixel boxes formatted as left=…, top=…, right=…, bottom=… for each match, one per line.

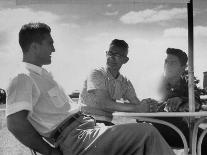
left=7, top=110, right=61, bottom=155
left=89, top=89, right=150, bottom=113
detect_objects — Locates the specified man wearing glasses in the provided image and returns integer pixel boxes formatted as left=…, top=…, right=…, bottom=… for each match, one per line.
left=79, top=39, right=156, bottom=125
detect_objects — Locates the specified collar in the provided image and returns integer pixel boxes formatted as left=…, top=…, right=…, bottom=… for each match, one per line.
left=24, top=62, right=49, bottom=76
left=105, top=67, right=122, bottom=81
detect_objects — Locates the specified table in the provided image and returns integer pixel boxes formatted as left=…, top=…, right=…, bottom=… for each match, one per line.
left=113, top=111, right=207, bottom=155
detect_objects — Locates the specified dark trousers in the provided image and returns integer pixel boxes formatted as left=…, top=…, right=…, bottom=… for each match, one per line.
left=151, top=117, right=207, bottom=155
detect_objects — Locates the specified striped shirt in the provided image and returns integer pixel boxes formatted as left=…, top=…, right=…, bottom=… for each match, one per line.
left=79, top=67, right=137, bottom=122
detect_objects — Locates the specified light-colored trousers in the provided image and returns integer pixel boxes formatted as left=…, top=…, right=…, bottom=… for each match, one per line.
left=58, top=116, right=175, bottom=155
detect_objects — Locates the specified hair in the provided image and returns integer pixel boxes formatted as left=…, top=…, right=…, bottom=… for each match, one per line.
left=166, top=48, right=188, bottom=66
left=110, top=39, right=128, bottom=50
left=19, top=22, right=51, bottom=53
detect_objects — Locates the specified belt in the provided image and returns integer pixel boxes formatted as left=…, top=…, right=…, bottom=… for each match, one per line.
left=52, top=112, right=82, bottom=140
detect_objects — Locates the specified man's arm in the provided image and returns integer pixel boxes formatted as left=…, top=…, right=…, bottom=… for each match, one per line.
left=122, top=80, right=140, bottom=105
left=89, top=89, right=149, bottom=113
left=7, top=110, right=61, bottom=155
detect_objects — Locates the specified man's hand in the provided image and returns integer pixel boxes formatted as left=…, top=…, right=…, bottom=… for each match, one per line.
left=178, top=101, right=200, bottom=112
left=140, top=98, right=158, bottom=112
left=165, top=97, right=183, bottom=112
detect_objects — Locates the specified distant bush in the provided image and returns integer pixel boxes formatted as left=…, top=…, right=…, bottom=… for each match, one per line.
left=0, top=88, right=6, bottom=104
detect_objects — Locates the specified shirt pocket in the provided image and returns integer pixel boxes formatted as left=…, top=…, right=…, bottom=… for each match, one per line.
left=48, top=87, right=67, bottom=108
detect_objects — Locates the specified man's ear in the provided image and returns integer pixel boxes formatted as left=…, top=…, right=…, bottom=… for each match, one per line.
left=30, top=42, right=40, bottom=54
left=180, top=65, right=187, bottom=74
left=182, top=64, right=187, bottom=70
left=123, top=57, right=129, bottom=64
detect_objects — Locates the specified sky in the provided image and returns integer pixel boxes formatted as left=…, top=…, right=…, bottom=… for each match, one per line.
left=0, top=0, right=207, bottom=100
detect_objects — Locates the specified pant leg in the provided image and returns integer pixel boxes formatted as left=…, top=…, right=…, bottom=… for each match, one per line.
left=60, top=117, right=175, bottom=155
left=59, top=116, right=107, bottom=155
left=84, top=123, right=175, bottom=155
left=151, top=117, right=189, bottom=148
left=151, top=117, right=207, bottom=155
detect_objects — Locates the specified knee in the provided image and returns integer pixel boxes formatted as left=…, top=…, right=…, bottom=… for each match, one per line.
left=128, top=123, right=159, bottom=137
left=139, top=123, right=161, bottom=137
left=139, top=123, right=157, bottom=131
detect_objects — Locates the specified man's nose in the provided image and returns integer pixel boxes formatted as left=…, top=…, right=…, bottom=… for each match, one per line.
left=110, top=55, right=117, bottom=60
left=52, top=46, right=55, bottom=52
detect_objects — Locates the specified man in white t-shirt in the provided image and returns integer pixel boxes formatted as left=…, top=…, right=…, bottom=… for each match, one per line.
left=6, top=23, right=175, bottom=155
left=79, top=39, right=156, bottom=125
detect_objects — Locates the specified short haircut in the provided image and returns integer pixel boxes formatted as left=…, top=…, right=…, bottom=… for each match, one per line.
left=19, top=22, right=51, bottom=53
left=110, top=39, right=128, bottom=50
left=166, top=48, right=188, bottom=66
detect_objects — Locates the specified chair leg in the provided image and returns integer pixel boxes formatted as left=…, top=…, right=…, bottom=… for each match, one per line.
left=30, top=148, right=37, bottom=155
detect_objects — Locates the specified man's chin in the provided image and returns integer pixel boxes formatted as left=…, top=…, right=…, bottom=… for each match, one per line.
left=108, top=65, right=118, bottom=69
left=165, top=74, right=179, bottom=79
left=43, top=60, right=52, bottom=65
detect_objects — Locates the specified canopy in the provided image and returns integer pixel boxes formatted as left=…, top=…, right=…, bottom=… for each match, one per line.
left=16, top=0, right=190, bottom=5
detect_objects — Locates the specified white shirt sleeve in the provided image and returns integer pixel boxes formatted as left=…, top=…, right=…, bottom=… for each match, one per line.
left=6, top=74, right=34, bottom=116
left=87, top=69, right=107, bottom=92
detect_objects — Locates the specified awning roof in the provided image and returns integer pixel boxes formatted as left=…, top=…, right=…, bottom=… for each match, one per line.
left=16, top=0, right=190, bottom=5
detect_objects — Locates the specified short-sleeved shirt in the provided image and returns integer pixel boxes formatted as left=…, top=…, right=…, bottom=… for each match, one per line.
left=6, top=63, right=80, bottom=137
left=78, top=67, right=138, bottom=122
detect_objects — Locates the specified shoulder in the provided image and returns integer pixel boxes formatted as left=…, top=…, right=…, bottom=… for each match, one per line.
left=88, top=67, right=106, bottom=79
left=7, top=73, right=33, bottom=91
left=119, top=74, right=132, bottom=85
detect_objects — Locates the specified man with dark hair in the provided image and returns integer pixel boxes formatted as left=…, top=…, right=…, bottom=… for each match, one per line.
left=159, top=48, right=201, bottom=111
left=166, top=48, right=188, bottom=66
left=6, top=23, right=175, bottom=155
left=19, top=23, right=51, bottom=53
left=79, top=39, right=157, bottom=126
left=151, top=48, right=207, bottom=154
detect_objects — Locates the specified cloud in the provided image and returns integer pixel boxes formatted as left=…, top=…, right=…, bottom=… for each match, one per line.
left=105, top=11, right=119, bottom=16
left=0, top=7, right=80, bottom=53
left=163, top=27, right=187, bottom=38
left=0, top=7, right=79, bottom=89
left=195, top=26, right=207, bottom=37
left=163, top=26, right=207, bottom=38
left=58, top=23, right=80, bottom=29
left=0, top=31, right=9, bottom=49
left=0, top=8, right=59, bottom=32
left=0, top=7, right=60, bottom=55
left=120, top=8, right=186, bottom=24
left=107, top=4, right=112, bottom=7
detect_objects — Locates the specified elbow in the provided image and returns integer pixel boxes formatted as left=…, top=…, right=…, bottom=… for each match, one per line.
left=6, top=110, right=29, bottom=135
left=7, top=114, right=24, bottom=137
left=7, top=117, right=18, bottom=135
left=99, top=101, right=115, bottom=112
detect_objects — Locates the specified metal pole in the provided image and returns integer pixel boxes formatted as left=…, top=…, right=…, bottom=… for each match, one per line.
left=187, top=0, right=195, bottom=154
left=188, top=0, right=195, bottom=112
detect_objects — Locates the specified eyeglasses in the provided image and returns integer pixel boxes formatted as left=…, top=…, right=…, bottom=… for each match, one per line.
left=106, top=51, right=127, bottom=59
left=165, top=60, right=179, bottom=66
